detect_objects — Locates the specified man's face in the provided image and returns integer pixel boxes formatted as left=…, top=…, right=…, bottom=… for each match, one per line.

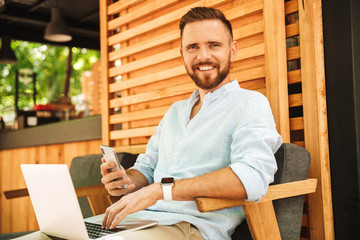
left=180, top=19, right=237, bottom=91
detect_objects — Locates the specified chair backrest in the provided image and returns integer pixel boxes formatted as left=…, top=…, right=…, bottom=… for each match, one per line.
left=232, top=143, right=311, bottom=240
left=69, top=152, right=138, bottom=218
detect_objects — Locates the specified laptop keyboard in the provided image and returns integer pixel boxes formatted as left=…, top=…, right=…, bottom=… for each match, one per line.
left=85, top=222, right=122, bottom=239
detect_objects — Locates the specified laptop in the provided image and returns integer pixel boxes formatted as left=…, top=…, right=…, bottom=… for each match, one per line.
left=21, top=164, right=157, bottom=240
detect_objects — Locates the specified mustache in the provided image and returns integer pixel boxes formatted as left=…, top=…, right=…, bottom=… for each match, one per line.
left=191, top=61, right=220, bottom=71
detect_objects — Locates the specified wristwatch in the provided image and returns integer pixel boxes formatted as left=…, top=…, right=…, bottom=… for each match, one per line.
left=160, top=177, right=174, bottom=201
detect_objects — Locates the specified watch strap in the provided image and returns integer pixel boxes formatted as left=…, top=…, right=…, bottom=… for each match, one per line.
left=162, top=184, right=173, bottom=201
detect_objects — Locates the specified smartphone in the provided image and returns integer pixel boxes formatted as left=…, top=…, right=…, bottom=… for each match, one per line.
left=100, top=145, right=128, bottom=188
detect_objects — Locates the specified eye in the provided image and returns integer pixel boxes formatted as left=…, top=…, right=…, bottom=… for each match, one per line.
left=187, top=45, right=198, bottom=51
left=210, top=43, right=221, bottom=48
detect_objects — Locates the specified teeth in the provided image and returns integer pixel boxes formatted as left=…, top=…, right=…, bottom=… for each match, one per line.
left=198, top=66, right=214, bottom=71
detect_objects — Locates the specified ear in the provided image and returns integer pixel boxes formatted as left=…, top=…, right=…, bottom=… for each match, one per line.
left=180, top=47, right=184, bottom=62
left=230, top=40, right=237, bottom=61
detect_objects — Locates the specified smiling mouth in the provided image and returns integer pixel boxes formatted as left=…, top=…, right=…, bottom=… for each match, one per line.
left=197, top=65, right=215, bottom=71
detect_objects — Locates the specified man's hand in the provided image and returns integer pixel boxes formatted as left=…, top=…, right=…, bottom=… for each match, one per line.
left=102, top=183, right=162, bottom=229
left=100, top=158, right=135, bottom=196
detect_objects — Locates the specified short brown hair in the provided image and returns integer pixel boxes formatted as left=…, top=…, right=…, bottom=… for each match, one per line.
left=179, top=7, right=233, bottom=39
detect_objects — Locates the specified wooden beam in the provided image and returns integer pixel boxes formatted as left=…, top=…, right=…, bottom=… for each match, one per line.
left=100, top=0, right=111, bottom=147
left=195, top=179, right=317, bottom=212
left=243, top=201, right=281, bottom=240
left=264, top=0, right=290, bottom=142
left=298, top=0, right=334, bottom=239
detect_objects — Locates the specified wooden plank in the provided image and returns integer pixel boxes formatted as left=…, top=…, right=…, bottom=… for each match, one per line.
left=286, top=22, right=299, bottom=38
left=110, top=82, right=196, bottom=107
left=109, top=48, right=180, bottom=77
left=302, top=213, right=309, bottom=227
left=289, top=93, right=302, bottom=107
left=243, top=201, right=281, bottom=240
left=130, top=117, right=162, bottom=129
left=292, top=141, right=305, bottom=148
left=109, top=29, right=179, bottom=61
left=110, top=105, right=170, bottom=124
left=233, top=65, right=266, bottom=83
left=108, top=0, right=179, bottom=30
left=233, top=20, right=264, bottom=40
left=287, top=45, right=300, bottom=60
left=113, top=144, right=147, bottom=154
left=109, top=65, right=186, bottom=92
left=290, top=117, right=304, bottom=131
left=129, top=93, right=192, bottom=112
left=239, top=78, right=265, bottom=91
left=288, top=69, right=301, bottom=84
left=234, top=42, right=265, bottom=62
left=223, top=0, right=263, bottom=21
left=107, top=0, right=140, bottom=15
left=285, top=0, right=299, bottom=15
left=110, top=126, right=158, bottom=140
left=298, top=0, right=334, bottom=239
left=264, top=0, right=290, bottom=142
left=195, top=179, right=317, bottom=212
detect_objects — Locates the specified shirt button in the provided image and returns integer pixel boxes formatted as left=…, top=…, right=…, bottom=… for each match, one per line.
left=184, top=133, right=188, bottom=137
left=173, top=156, right=177, bottom=160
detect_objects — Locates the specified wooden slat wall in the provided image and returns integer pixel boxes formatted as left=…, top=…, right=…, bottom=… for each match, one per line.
left=100, top=0, right=288, bottom=153
left=100, top=0, right=334, bottom=239
left=0, top=139, right=101, bottom=233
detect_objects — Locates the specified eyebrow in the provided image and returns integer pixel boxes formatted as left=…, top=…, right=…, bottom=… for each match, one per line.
left=184, top=41, right=224, bottom=49
left=208, top=41, right=223, bottom=45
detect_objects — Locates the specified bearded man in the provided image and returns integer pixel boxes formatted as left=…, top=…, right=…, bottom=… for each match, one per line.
left=100, top=7, right=282, bottom=240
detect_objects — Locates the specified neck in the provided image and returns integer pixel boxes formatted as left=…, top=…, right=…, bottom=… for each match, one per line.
left=197, top=77, right=231, bottom=102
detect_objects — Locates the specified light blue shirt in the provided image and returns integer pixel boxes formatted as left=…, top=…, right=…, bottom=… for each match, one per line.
left=129, top=80, right=282, bottom=240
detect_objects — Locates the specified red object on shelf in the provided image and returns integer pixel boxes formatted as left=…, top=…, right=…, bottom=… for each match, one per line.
left=33, top=104, right=52, bottom=111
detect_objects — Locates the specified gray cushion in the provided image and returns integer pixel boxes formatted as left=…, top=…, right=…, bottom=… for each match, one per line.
left=232, top=143, right=311, bottom=240
left=69, top=152, right=138, bottom=218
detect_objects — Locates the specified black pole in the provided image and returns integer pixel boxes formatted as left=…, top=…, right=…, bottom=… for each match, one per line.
left=32, top=72, right=36, bottom=105
left=15, top=70, right=19, bottom=118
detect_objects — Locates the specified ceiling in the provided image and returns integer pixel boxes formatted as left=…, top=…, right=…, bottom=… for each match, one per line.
left=0, top=0, right=100, bottom=50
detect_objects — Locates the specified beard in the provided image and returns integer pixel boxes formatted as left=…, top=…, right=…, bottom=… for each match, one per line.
left=186, top=56, right=231, bottom=90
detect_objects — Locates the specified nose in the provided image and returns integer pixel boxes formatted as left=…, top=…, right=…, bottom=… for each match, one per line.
left=197, top=46, right=211, bottom=61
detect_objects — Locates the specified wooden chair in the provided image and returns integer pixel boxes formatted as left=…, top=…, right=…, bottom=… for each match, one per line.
left=4, top=145, right=315, bottom=239
left=1, top=152, right=138, bottom=239
left=195, top=143, right=317, bottom=240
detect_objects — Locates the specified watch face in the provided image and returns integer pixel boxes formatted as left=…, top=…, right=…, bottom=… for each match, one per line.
left=161, top=177, right=174, bottom=184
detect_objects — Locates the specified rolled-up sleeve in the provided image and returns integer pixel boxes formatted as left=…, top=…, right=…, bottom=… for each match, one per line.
left=229, top=94, right=282, bottom=202
left=130, top=119, right=164, bottom=184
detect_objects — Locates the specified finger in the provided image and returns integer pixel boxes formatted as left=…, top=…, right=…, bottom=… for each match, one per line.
left=100, top=162, right=114, bottom=176
left=106, top=202, right=125, bottom=229
left=107, top=183, right=135, bottom=196
left=101, top=168, right=123, bottom=183
left=103, top=204, right=116, bottom=229
left=110, top=210, right=128, bottom=229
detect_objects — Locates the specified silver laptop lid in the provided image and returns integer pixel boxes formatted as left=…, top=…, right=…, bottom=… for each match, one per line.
left=21, top=164, right=89, bottom=240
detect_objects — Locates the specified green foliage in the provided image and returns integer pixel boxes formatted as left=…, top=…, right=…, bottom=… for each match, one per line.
left=0, top=40, right=100, bottom=125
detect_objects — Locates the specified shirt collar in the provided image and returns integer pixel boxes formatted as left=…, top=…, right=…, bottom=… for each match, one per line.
left=184, top=80, right=239, bottom=123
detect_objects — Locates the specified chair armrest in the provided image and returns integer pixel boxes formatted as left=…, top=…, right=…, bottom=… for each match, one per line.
left=195, top=178, right=317, bottom=212
left=3, top=185, right=112, bottom=216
